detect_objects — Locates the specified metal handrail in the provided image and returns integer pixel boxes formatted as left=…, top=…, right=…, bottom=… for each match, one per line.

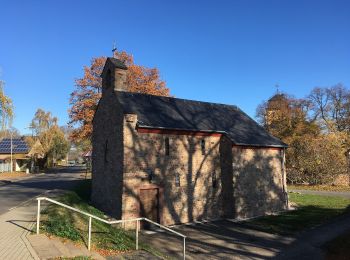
left=36, top=197, right=186, bottom=259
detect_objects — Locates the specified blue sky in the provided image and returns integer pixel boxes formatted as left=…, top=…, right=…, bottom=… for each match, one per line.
left=1, top=0, right=350, bottom=134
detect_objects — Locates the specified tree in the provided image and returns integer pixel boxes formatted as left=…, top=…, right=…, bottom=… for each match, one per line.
left=287, top=133, right=348, bottom=184
left=69, top=50, right=171, bottom=143
left=0, top=80, right=14, bottom=131
left=0, top=127, right=20, bottom=139
left=45, top=126, right=70, bottom=165
left=30, top=108, right=57, bottom=136
left=257, top=87, right=350, bottom=185
left=308, top=84, right=350, bottom=133
left=30, top=109, right=69, bottom=167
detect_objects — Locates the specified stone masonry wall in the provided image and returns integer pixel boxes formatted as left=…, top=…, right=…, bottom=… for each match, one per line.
left=122, top=119, right=223, bottom=226
left=91, top=84, right=124, bottom=218
left=232, top=147, right=287, bottom=219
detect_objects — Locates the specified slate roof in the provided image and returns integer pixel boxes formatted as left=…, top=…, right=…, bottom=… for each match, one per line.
left=0, top=138, right=30, bottom=154
left=116, top=92, right=287, bottom=148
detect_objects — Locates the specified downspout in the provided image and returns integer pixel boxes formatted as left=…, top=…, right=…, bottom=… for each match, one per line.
left=282, top=147, right=289, bottom=209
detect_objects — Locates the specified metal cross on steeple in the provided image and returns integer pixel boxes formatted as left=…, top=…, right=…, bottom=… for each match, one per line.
left=112, top=41, right=117, bottom=57
left=275, top=84, right=280, bottom=94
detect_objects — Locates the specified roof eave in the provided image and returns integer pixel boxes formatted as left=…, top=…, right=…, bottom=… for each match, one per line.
left=137, top=124, right=288, bottom=148
left=233, top=143, right=288, bottom=148
left=0, top=152, right=29, bottom=154
left=137, top=124, right=226, bottom=134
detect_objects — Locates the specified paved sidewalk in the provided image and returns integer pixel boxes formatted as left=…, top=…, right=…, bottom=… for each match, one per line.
left=28, top=234, right=104, bottom=259
left=140, top=213, right=350, bottom=259
left=0, top=199, right=39, bottom=260
left=0, top=189, right=66, bottom=260
left=274, top=213, right=350, bottom=259
left=140, top=220, right=295, bottom=259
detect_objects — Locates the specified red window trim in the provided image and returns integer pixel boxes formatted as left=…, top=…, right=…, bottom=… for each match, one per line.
left=232, top=145, right=282, bottom=150
left=137, top=127, right=222, bottom=137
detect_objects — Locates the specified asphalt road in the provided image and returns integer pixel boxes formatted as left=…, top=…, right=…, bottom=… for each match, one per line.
left=0, top=167, right=86, bottom=216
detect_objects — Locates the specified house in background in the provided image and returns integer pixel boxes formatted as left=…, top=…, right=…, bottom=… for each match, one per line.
left=83, top=150, right=92, bottom=169
left=26, top=138, right=45, bottom=172
left=0, top=138, right=30, bottom=172
left=92, top=58, right=289, bottom=227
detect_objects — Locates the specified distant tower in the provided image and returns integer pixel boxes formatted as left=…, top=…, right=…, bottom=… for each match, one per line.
left=265, top=85, right=289, bottom=128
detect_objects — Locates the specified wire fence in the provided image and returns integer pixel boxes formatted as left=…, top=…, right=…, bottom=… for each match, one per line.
left=0, top=162, right=11, bottom=173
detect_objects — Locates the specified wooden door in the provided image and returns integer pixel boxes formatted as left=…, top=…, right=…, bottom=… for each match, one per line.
left=139, top=188, right=159, bottom=229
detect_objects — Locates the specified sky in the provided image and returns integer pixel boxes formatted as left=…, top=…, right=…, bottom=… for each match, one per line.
left=1, top=0, right=350, bottom=134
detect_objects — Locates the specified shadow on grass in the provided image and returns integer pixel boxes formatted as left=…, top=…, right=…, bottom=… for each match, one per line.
left=239, top=197, right=350, bottom=236
left=322, top=228, right=350, bottom=260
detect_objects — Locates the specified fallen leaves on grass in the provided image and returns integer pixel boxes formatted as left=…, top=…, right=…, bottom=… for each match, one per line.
left=95, top=248, right=132, bottom=256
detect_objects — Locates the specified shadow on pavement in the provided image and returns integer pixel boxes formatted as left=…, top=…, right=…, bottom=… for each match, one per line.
left=45, top=166, right=87, bottom=174
left=140, top=219, right=293, bottom=259
left=6, top=220, right=35, bottom=232
left=2, top=179, right=86, bottom=192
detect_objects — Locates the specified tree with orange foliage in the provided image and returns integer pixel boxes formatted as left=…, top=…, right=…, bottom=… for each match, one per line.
left=69, top=50, right=170, bottom=143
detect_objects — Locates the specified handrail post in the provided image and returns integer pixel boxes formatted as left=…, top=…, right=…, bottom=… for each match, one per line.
left=136, top=219, right=139, bottom=250
left=36, top=199, right=41, bottom=234
left=33, top=198, right=187, bottom=255
left=88, top=217, right=92, bottom=251
left=183, top=237, right=186, bottom=260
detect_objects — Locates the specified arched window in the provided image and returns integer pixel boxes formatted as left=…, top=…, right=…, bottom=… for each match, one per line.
left=165, top=137, right=170, bottom=156
left=212, top=171, right=217, bottom=188
left=105, top=69, right=112, bottom=89
left=201, top=139, right=206, bottom=155
left=175, top=172, right=180, bottom=187
left=104, top=140, right=109, bottom=163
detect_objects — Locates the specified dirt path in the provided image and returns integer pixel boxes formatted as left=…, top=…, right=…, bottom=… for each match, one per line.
left=289, top=189, right=350, bottom=199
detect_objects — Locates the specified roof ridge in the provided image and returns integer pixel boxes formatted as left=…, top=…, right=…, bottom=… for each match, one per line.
left=117, top=91, right=241, bottom=110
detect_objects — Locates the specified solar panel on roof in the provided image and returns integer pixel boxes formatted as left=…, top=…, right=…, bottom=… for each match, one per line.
left=0, top=138, right=29, bottom=154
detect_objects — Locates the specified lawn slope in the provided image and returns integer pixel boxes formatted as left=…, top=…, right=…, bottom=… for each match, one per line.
left=39, top=180, right=160, bottom=257
left=243, top=193, right=350, bottom=235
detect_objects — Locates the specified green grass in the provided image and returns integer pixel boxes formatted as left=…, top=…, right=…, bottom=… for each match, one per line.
left=39, top=180, right=162, bottom=257
left=242, top=193, right=350, bottom=235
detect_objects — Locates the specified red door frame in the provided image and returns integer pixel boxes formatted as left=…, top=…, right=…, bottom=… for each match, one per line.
left=137, top=184, right=164, bottom=225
